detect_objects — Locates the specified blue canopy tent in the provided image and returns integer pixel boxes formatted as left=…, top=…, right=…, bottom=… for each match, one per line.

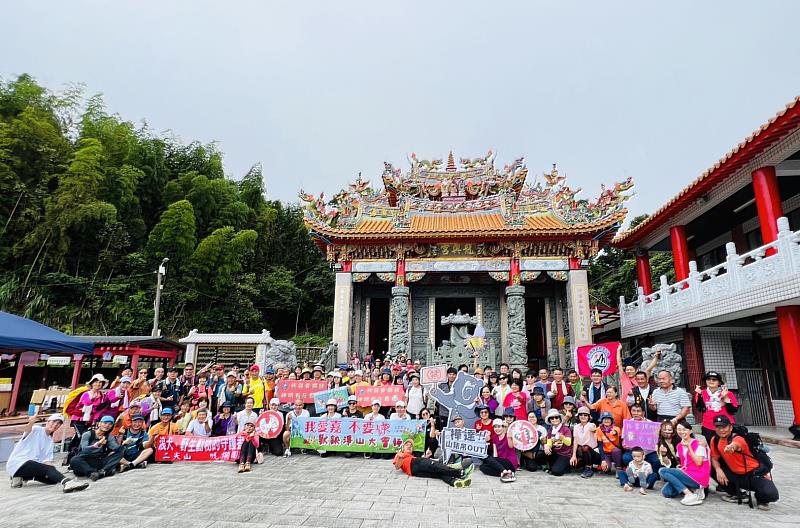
left=0, top=311, right=94, bottom=414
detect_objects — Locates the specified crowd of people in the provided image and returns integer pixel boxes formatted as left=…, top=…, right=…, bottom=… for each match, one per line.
left=5, top=347, right=780, bottom=511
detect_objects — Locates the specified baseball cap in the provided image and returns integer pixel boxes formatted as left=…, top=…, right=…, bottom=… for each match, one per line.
left=394, top=400, right=406, bottom=407
left=599, top=411, right=613, bottom=421
left=99, top=415, right=115, bottom=424
left=131, top=414, right=145, bottom=421
left=713, top=415, right=732, bottom=427
left=326, top=398, right=338, bottom=406
left=47, top=413, right=65, bottom=423
left=265, top=368, right=275, bottom=374
left=249, top=365, right=260, bottom=372
left=704, top=371, right=723, bottom=382
left=269, top=397, right=280, bottom=406
left=354, top=370, right=363, bottom=376
left=492, top=418, right=504, bottom=427
left=161, top=407, right=174, bottom=415
left=347, top=395, right=358, bottom=403
left=372, top=399, right=382, bottom=406
left=119, top=376, right=132, bottom=383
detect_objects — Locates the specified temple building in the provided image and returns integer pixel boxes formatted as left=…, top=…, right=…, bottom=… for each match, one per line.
left=612, top=96, right=800, bottom=435
left=301, top=151, right=633, bottom=369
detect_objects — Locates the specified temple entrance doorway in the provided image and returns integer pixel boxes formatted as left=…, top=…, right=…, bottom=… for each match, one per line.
left=525, top=297, right=546, bottom=370
left=368, top=297, right=390, bottom=360
left=434, top=298, right=476, bottom=348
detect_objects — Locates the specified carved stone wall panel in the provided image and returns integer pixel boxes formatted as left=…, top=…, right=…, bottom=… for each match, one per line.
left=482, top=296, right=502, bottom=366
left=390, top=286, right=410, bottom=356
left=406, top=272, right=426, bottom=283
left=377, top=272, right=397, bottom=283
left=352, top=273, right=372, bottom=282
left=520, top=271, right=541, bottom=282
left=506, top=285, right=528, bottom=369
left=411, top=296, right=430, bottom=360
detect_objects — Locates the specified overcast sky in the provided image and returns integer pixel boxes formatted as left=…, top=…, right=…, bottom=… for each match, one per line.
left=2, top=1, right=799, bottom=224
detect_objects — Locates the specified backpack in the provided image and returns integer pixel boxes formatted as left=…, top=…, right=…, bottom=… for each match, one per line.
left=713, top=425, right=774, bottom=508
left=64, top=386, right=89, bottom=418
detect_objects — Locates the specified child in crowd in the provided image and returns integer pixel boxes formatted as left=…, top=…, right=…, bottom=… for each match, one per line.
left=237, top=420, right=259, bottom=473
left=596, top=411, right=623, bottom=473
left=619, top=446, right=655, bottom=494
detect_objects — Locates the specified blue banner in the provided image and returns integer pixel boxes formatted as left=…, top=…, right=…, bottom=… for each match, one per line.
left=312, top=387, right=351, bottom=413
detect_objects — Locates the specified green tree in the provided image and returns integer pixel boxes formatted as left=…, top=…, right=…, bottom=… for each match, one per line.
left=146, top=199, right=196, bottom=266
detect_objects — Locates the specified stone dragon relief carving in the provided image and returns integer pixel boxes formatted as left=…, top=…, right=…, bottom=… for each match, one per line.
left=641, top=343, right=683, bottom=384
left=389, top=287, right=409, bottom=356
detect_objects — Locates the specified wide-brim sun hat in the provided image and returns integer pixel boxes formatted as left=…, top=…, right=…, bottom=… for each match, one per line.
left=545, top=408, right=562, bottom=422
left=87, top=373, right=109, bottom=387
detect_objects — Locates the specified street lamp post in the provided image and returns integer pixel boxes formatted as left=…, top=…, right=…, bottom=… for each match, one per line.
left=151, top=257, right=169, bottom=337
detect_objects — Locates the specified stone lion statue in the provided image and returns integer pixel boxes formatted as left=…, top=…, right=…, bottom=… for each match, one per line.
left=640, top=343, right=682, bottom=384
left=264, top=340, right=298, bottom=370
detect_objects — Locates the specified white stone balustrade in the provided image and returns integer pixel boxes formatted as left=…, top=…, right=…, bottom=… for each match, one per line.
left=619, top=217, right=800, bottom=337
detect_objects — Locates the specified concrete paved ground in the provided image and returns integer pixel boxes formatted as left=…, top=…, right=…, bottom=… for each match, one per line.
left=1, top=445, right=799, bottom=528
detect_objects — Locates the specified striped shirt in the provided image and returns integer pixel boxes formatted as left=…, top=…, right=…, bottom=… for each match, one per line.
left=651, top=385, right=691, bottom=418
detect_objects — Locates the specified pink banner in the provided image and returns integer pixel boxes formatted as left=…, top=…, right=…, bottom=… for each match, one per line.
left=154, top=434, right=244, bottom=462
left=354, top=385, right=406, bottom=407
left=622, top=419, right=660, bottom=451
left=276, top=380, right=329, bottom=403
left=575, top=342, right=620, bottom=377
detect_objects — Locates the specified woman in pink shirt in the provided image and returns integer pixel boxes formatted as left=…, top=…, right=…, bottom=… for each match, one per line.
left=502, top=381, right=530, bottom=421
left=478, top=418, right=519, bottom=482
left=657, top=420, right=710, bottom=506
left=694, top=371, right=738, bottom=443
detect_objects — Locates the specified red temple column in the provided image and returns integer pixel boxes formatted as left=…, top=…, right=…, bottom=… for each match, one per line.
left=130, top=352, right=139, bottom=373
left=777, top=306, right=800, bottom=436
left=509, top=257, right=521, bottom=286
left=70, top=356, right=83, bottom=389
left=8, top=361, right=25, bottom=415
left=682, top=328, right=706, bottom=404
left=395, top=258, right=406, bottom=287
left=670, top=225, right=690, bottom=282
left=752, top=166, right=782, bottom=256
left=635, top=250, right=653, bottom=295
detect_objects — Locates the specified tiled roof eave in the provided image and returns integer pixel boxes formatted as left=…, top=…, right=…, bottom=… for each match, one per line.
left=305, top=212, right=625, bottom=242
left=613, top=96, right=800, bottom=247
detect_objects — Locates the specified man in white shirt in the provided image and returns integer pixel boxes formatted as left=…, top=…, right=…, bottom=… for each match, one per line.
left=389, top=400, right=411, bottom=420
left=7, top=414, right=89, bottom=493
left=185, top=409, right=212, bottom=437
left=236, top=397, right=260, bottom=433
left=364, top=400, right=387, bottom=421
left=283, top=398, right=310, bottom=457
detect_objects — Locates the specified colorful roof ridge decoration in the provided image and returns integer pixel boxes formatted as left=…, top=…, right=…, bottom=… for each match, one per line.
left=614, top=95, right=800, bottom=247
left=299, top=152, right=634, bottom=242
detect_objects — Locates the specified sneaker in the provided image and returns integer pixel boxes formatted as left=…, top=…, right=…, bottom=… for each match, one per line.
left=10, top=477, right=23, bottom=488
left=462, top=462, right=475, bottom=479
left=454, top=477, right=472, bottom=488
left=89, top=471, right=102, bottom=482
left=284, top=448, right=292, bottom=457
left=696, top=488, right=705, bottom=501
left=62, top=479, right=90, bottom=493
left=756, top=502, right=771, bottom=511
left=581, top=469, right=594, bottom=479
left=448, top=462, right=463, bottom=470
left=680, top=493, right=703, bottom=506
left=136, top=461, right=147, bottom=470
left=119, top=464, right=131, bottom=473
left=720, top=494, right=745, bottom=503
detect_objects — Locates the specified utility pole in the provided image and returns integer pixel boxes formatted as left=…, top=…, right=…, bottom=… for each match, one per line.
left=151, top=257, right=169, bottom=337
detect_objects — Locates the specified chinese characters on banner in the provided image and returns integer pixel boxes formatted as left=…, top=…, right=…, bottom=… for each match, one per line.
left=255, top=411, right=284, bottom=439
left=573, top=342, right=620, bottom=376
left=312, top=387, right=351, bottom=413
left=154, top=434, right=244, bottom=462
left=276, top=380, right=329, bottom=403
left=420, top=364, right=448, bottom=385
left=622, top=419, right=660, bottom=451
left=354, top=385, right=406, bottom=407
left=507, top=420, right=539, bottom=451
left=441, top=428, right=488, bottom=461
left=289, top=417, right=425, bottom=453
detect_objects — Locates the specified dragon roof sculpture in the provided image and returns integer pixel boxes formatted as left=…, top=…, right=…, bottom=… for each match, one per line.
left=299, top=151, right=633, bottom=240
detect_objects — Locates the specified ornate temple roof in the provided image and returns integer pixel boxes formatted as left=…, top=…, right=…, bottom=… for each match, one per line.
left=300, top=151, right=633, bottom=243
